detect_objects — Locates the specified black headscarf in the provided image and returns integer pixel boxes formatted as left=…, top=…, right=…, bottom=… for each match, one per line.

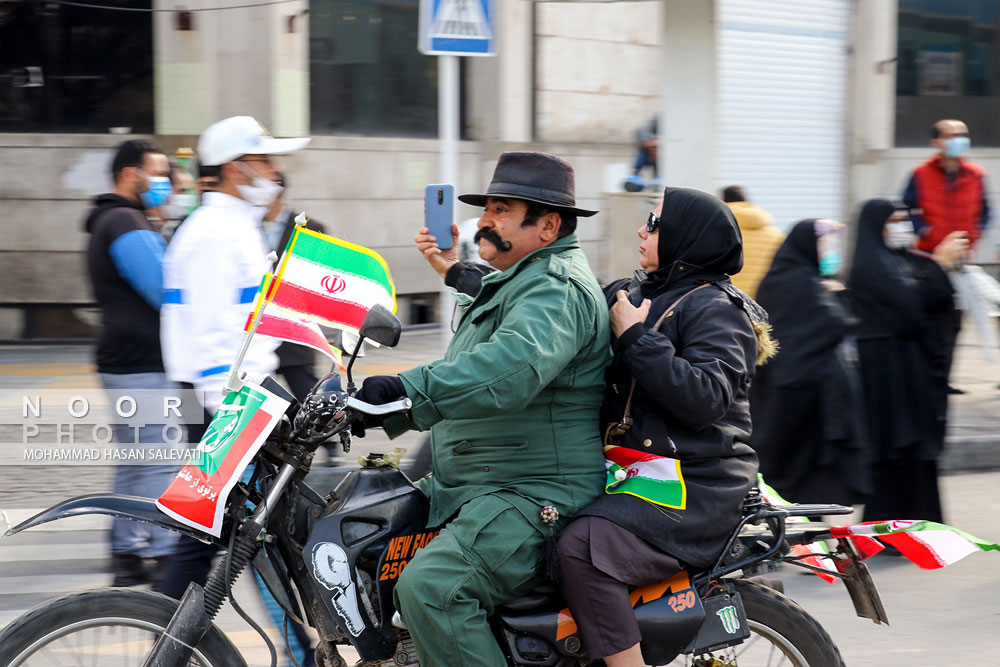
left=756, top=220, right=853, bottom=385
left=636, top=187, right=768, bottom=325
left=641, top=187, right=744, bottom=296
left=846, top=198, right=924, bottom=338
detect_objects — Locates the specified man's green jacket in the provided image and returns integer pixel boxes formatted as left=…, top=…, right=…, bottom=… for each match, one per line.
left=399, top=234, right=611, bottom=532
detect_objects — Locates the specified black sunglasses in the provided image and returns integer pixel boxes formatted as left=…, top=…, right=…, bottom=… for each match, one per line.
left=646, top=211, right=661, bottom=233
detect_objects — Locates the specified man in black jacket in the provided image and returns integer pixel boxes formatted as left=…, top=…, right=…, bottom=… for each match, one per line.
left=84, top=139, right=181, bottom=586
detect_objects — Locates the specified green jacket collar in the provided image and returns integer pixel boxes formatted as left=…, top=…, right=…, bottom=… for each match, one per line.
left=480, top=234, right=581, bottom=288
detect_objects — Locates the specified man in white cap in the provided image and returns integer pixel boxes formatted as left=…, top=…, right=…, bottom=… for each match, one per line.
left=157, top=117, right=310, bottom=603
left=161, top=116, right=309, bottom=418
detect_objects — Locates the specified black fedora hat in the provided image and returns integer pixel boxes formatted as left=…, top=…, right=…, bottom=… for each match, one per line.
left=458, top=152, right=598, bottom=217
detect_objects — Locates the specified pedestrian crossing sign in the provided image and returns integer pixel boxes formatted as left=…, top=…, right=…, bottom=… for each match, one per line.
left=419, top=0, right=495, bottom=56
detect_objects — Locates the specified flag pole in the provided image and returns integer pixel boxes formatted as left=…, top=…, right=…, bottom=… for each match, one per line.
left=224, top=250, right=280, bottom=394
left=222, top=214, right=308, bottom=395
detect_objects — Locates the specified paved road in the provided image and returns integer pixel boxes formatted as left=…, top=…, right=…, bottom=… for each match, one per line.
left=1, top=329, right=999, bottom=665
left=2, top=471, right=997, bottom=666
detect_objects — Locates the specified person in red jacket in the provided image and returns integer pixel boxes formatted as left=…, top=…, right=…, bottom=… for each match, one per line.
left=903, top=119, right=990, bottom=253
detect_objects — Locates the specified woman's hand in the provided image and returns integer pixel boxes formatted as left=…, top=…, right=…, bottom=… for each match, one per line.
left=414, top=224, right=459, bottom=279
left=820, top=279, right=845, bottom=292
left=609, top=290, right=651, bottom=337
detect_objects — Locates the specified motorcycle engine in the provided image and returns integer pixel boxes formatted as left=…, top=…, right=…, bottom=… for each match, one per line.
left=316, top=631, right=418, bottom=667
left=316, top=568, right=420, bottom=667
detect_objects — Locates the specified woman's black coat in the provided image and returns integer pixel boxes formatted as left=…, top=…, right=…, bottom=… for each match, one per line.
left=749, top=220, right=871, bottom=505
left=579, top=187, right=760, bottom=569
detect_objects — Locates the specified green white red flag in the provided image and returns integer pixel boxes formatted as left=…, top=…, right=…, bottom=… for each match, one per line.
left=156, top=381, right=291, bottom=537
left=604, top=445, right=687, bottom=509
left=757, top=475, right=840, bottom=582
left=830, top=520, right=1000, bottom=570
left=244, top=273, right=345, bottom=373
left=266, top=227, right=395, bottom=332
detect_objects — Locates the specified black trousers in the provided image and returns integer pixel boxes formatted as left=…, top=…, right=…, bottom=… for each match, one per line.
left=279, top=363, right=319, bottom=403
left=558, top=516, right=682, bottom=659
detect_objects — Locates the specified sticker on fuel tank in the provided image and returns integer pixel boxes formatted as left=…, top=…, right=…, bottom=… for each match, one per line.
left=379, top=530, right=440, bottom=581
left=311, top=542, right=366, bottom=637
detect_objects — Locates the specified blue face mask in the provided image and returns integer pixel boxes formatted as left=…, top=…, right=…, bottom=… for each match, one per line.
left=818, top=250, right=841, bottom=277
left=139, top=176, right=172, bottom=209
left=943, top=136, right=970, bottom=158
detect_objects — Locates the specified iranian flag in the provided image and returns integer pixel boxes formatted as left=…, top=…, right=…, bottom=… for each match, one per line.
left=830, top=520, right=1000, bottom=570
left=267, top=227, right=395, bottom=332
left=156, top=381, right=291, bottom=537
left=604, top=445, right=687, bottom=509
left=244, top=274, right=345, bottom=372
left=758, top=475, right=842, bottom=582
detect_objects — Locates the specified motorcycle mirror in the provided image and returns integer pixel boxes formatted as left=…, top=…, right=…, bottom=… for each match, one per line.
left=358, top=305, right=401, bottom=348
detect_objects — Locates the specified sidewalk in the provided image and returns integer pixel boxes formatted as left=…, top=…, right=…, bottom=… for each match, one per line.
left=939, top=327, right=1000, bottom=470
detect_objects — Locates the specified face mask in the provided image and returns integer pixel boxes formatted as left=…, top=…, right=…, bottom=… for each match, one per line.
left=818, top=250, right=841, bottom=277
left=161, top=193, right=197, bottom=220
left=943, top=136, right=970, bottom=158
left=235, top=163, right=283, bottom=207
left=139, top=175, right=172, bottom=209
left=884, top=220, right=917, bottom=249
left=814, top=220, right=843, bottom=276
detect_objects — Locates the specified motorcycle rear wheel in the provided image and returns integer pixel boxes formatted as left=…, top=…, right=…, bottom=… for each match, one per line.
left=722, top=579, right=845, bottom=667
left=587, top=580, right=845, bottom=667
left=0, top=588, right=248, bottom=667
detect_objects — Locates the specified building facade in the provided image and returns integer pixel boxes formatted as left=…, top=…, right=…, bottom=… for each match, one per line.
left=1, top=0, right=998, bottom=337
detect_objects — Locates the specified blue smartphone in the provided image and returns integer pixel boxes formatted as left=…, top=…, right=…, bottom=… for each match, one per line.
left=424, top=184, right=455, bottom=250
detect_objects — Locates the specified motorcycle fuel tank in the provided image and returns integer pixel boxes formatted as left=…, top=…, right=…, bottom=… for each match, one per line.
left=302, top=462, right=430, bottom=662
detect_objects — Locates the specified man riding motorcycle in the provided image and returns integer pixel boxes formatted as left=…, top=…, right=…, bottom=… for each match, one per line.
left=353, top=152, right=611, bottom=666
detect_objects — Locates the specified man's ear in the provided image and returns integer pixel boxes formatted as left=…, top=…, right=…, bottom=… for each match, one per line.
left=221, top=162, right=236, bottom=182
left=538, top=211, right=562, bottom=243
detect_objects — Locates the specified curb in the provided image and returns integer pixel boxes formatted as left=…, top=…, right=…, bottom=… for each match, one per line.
left=941, top=435, right=1000, bottom=472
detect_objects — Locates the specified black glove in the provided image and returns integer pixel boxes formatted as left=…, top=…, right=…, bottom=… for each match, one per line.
left=356, top=375, right=406, bottom=405
left=353, top=375, right=407, bottom=430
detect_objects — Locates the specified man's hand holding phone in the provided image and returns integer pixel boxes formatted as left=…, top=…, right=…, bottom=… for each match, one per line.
left=415, top=224, right=460, bottom=280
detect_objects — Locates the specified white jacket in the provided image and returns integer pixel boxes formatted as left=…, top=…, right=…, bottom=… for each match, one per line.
left=162, top=192, right=279, bottom=412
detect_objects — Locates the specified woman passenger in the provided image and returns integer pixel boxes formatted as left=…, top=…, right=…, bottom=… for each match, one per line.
left=557, top=187, right=774, bottom=666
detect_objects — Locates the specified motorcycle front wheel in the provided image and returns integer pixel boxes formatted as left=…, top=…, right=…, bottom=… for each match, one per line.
left=0, top=588, right=248, bottom=667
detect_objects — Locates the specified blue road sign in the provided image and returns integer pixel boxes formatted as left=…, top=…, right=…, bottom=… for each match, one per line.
left=419, top=0, right=495, bottom=56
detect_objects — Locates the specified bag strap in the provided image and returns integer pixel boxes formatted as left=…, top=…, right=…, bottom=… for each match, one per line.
left=610, top=283, right=714, bottom=440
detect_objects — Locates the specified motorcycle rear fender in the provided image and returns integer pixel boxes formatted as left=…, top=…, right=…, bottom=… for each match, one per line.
left=2, top=493, right=217, bottom=545
left=836, top=537, right=890, bottom=625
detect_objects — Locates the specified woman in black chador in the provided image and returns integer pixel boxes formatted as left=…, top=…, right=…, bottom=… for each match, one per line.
left=848, top=198, right=961, bottom=524
left=558, top=187, right=775, bottom=666
left=750, top=219, right=871, bottom=506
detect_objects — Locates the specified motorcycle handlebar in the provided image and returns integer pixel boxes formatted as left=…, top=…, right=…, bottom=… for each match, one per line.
left=345, top=396, right=412, bottom=416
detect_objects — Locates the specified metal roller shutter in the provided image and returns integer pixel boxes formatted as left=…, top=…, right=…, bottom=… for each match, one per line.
left=716, top=0, right=850, bottom=231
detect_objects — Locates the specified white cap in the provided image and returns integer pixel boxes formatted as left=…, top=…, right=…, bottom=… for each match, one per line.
left=197, top=116, right=310, bottom=166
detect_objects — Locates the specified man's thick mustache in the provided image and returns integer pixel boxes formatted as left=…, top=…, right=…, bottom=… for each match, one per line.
left=474, top=228, right=512, bottom=252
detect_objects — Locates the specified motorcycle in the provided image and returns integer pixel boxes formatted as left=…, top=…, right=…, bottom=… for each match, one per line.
left=0, top=305, right=887, bottom=667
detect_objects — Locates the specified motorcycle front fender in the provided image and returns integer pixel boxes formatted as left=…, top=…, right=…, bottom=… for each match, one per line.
left=2, top=493, right=217, bottom=545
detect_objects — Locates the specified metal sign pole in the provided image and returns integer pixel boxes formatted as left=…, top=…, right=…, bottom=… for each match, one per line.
left=419, top=0, right=495, bottom=351
left=439, top=54, right=460, bottom=351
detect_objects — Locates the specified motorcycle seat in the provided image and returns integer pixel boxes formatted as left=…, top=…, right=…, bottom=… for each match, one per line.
left=499, top=583, right=560, bottom=612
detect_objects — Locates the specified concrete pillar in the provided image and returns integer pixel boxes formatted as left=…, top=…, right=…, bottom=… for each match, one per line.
left=153, top=0, right=309, bottom=136
left=465, top=0, right=532, bottom=143
left=658, top=0, right=716, bottom=191
left=497, top=0, right=533, bottom=142
left=847, top=0, right=898, bottom=205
